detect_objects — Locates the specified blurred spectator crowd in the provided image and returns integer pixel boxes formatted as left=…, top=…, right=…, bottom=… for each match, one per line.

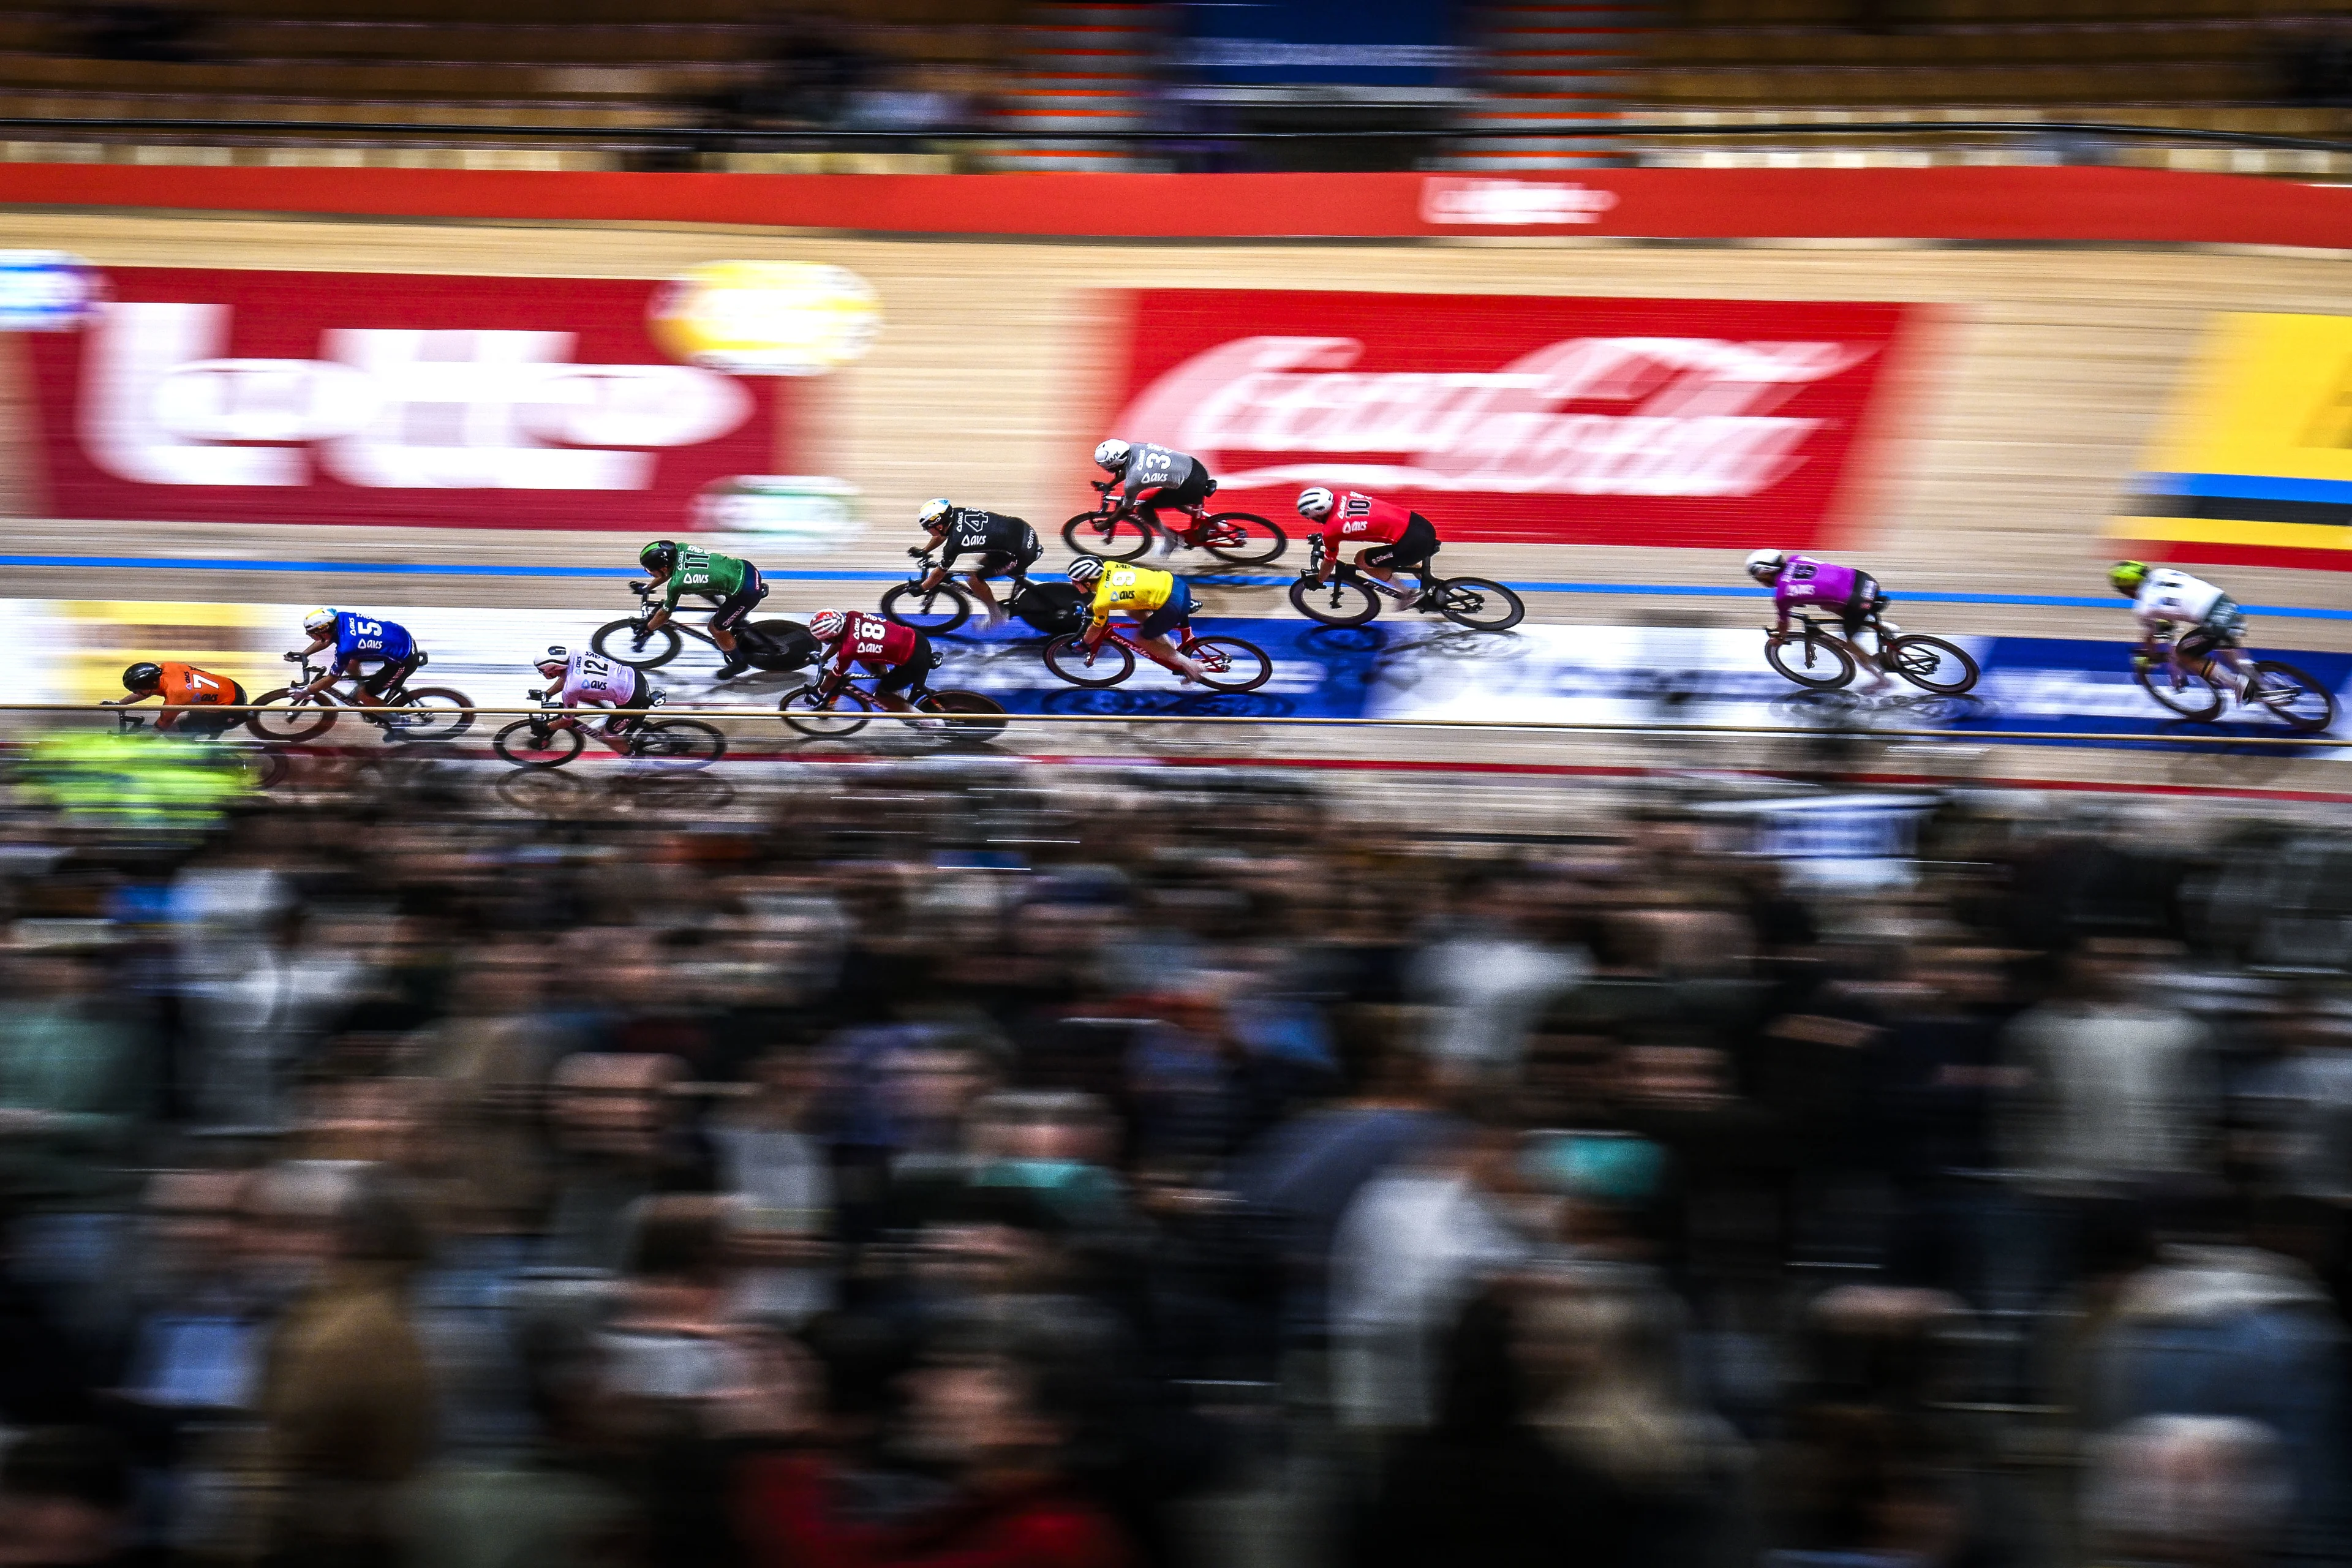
left=1, top=758, right=2350, bottom=1568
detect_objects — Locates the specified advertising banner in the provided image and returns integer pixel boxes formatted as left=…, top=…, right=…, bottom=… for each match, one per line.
left=21, top=267, right=808, bottom=530
left=2109, top=311, right=2352, bottom=572
left=1104, top=289, right=1918, bottom=550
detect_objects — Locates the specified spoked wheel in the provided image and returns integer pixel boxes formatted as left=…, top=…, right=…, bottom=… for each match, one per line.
left=1183, top=635, right=1273, bottom=693
left=1885, top=635, right=1980, bottom=695
left=492, top=718, right=584, bottom=769
left=2247, top=660, right=2338, bottom=733
left=1765, top=632, right=1857, bottom=691
left=1043, top=634, right=1136, bottom=688
left=630, top=718, right=726, bottom=769
left=385, top=687, right=473, bottom=742
left=881, top=582, right=974, bottom=635
left=245, top=687, right=339, bottom=741
left=917, top=688, right=1009, bottom=744
left=2135, top=659, right=2225, bottom=722
left=780, top=684, right=876, bottom=737
left=590, top=619, right=684, bottom=671
left=495, top=768, right=591, bottom=816
left=1434, top=576, right=1526, bottom=633
left=1062, top=512, right=1153, bottom=562
left=1288, top=576, right=1381, bottom=628
left=1199, top=512, right=1287, bottom=567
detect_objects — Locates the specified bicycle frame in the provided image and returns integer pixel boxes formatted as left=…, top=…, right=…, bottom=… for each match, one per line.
left=1079, top=481, right=1209, bottom=539
left=1304, top=537, right=1433, bottom=598
left=524, top=703, right=644, bottom=756
left=1782, top=609, right=1885, bottom=660
left=627, top=587, right=734, bottom=652
left=284, top=655, right=411, bottom=708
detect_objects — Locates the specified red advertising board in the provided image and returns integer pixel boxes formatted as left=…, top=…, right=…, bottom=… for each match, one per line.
left=23, top=268, right=787, bottom=530
left=1104, top=288, right=1918, bottom=549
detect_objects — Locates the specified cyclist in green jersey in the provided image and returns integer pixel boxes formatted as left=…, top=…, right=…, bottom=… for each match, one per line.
left=639, top=540, right=767, bottom=679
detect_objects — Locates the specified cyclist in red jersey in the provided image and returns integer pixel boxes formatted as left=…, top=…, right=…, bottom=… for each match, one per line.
left=1296, top=487, right=1442, bottom=609
left=805, top=609, right=935, bottom=714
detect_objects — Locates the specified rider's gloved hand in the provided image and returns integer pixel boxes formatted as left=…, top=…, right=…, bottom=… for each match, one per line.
left=908, top=547, right=928, bottom=559
left=282, top=651, right=301, bottom=662
left=2132, top=649, right=2154, bottom=673
left=629, top=579, right=648, bottom=594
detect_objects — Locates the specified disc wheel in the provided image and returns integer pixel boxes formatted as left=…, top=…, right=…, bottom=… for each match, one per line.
left=1765, top=632, right=1857, bottom=691
left=1062, top=512, right=1153, bottom=562
left=880, top=582, right=974, bottom=635
left=1183, top=635, right=1273, bottom=693
left=1885, top=635, right=1980, bottom=695
left=630, top=718, right=726, bottom=769
left=2135, top=658, right=2225, bottom=722
left=1044, top=635, right=1136, bottom=688
left=781, top=684, right=875, bottom=737
left=918, top=688, right=1009, bottom=744
left=492, top=718, right=584, bottom=769
left=1289, top=576, right=1381, bottom=628
left=1199, top=512, right=1287, bottom=567
left=2248, top=660, right=2338, bottom=733
left=387, top=687, right=473, bottom=742
left=245, top=687, right=339, bottom=741
left=1434, top=576, right=1526, bottom=633
left=590, top=619, right=683, bottom=671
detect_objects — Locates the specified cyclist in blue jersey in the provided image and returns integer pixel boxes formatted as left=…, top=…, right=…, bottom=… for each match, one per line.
left=288, top=607, right=424, bottom=715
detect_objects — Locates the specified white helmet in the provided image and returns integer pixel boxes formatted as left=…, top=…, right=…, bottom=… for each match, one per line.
left=1744, top=548, right=1788, bottom=584
left=808, top=609, right=848, bottom=642
left=1295, top=486, right=1336, bottom=521
left=301, top=607, right=337, bottom=634
left=1092, top=439, right=1131, bottom=473
left=917, top=497, right=953, bottom=530
left=535, top=645, right=570, bottom=677
left=1065, top=558, right=1104, bottom=587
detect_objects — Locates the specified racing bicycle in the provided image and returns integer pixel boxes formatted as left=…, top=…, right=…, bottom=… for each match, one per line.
left=880, top=549, right=1020, bottom=635
left=1289, top=537, right=1525, bottom=632
left=2134, top=640, right=2337, bottom=733
left=778, top=668, right=1009, bottom=743
left=1042, top=622, right=1272, bottom=693
left=490, top=694, right=728, bottom=769
left=1063, top=479, right=1287, bottom=567
left=1764, top=611, right=1980, bottom=696
left=590, top=581, right=820, bottom=674
left=247, top=653, right=476, bottom=742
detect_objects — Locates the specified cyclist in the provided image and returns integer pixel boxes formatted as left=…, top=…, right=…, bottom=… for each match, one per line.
left=1745, top=549, right=1891, bottom=688
left=105, top=661, right=247, bottom=737
left=1297, top=486, right=1441, bottom=609
left=2110, top=560, right=2268, bottom=698
left=911, top=498, right=1041, bottom=628
left=1093, top=438, right=1217, bottom=552
left=806, top=609, right=936, bottom=715
left=1067, top=557, right=1204, bottom=683
left=639, top=540, right=765, bottom=679
left=533, top=646, right=657, bottom=751
left=288, top=607, right=423, bottom=718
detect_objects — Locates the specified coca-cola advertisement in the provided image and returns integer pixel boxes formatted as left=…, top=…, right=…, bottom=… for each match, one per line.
left=19, top=267, right=796, bottom=530
left=1103, top=288, right=1920, bottom=548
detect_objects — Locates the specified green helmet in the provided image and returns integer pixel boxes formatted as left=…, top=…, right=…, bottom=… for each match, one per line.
left=2109, top=560, right=2151, bottom=596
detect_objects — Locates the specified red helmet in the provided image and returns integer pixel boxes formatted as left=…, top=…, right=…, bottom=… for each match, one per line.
left=809, top=609, right=848, bottom=642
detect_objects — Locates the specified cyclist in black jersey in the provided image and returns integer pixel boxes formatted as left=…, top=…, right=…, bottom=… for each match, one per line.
left=911, top=498, right=1042, bottom=628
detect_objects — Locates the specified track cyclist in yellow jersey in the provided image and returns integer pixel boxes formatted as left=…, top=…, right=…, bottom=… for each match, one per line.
left=639, top=539, right=767, bottom=679
left=1068, top=557, right=1205, bottom=682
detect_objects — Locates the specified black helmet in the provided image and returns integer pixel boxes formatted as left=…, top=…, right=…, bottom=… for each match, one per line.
left=121, top=662, right=163, bottom=693
left=639, top=540, right=680, bottom=572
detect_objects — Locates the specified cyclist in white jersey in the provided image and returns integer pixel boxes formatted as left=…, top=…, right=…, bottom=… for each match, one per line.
left=533, top=646, right=658, bottom=749
left=2111, top=561, right=2264, bottom=695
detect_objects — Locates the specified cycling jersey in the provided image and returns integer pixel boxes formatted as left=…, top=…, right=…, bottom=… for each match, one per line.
left=157, top=663, right=238, bottom=707
left=1118, top=444, right=1205, bottom=503
left=828, top=611, right=921, bottom=673
left=1773, top=556, right=1864, bottom=616
left=937, top=510, right=1040, bottom=571
left=662, top=547, right=750, bottom=609
left=557, top=650, right=641, bottom=710
left=2135, top=568, right=2228, bottom=631
left=1322, top=492, right=1420, bottom=551
left=1087, top=564, right=1177, bottom=633
left=334, top=612, right=414, bottom=664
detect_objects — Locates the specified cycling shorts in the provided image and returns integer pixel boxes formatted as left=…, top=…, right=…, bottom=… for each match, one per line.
left=1361, top=515, right=1440, bottom=572
left=1842, top=573, right=1884, bottom=642
left=1136, top=576, right=1194, bottom=640
left=872, top=631, right=935, bottom=696
left=710, top=564, right=767, bottom=633
left=2179, top=596, right=2247, bottom=657
left=1133, top=468, right=1213, bottom=517
left=166, top=682, right=247, bottom=738
left=352, top=652, right=421, bottom=697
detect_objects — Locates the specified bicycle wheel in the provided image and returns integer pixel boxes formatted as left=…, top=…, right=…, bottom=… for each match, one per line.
left=492, top=718, right=584, bottom=768
left=2249, top=660, right=2338, bottom=733
left=631, top=718, right=726, bottom=769
left=1435, top=576, right=1526, bottom=633
left=1200, top=512, right=1287, bottom=566
left=590, top=619, right=684, bottom=671
left=620, top=770, right=736, bottom=813
left=1062, top=512, right=1153, bottom=562
left=1288, top=576, right=1381, bottom=628
left=230, top=745, right=288, bottom=790
left=388, top=687, right=473, bottom=741
left=780, top=684, right=875, bottom=737
left=1043, top=634, right=1135, bottom=688
left=1765, top=632, right=1856, bottom=691
left=2134, top=658, right=2225, bottom=722
left=880, top=582, right=974, bottom=635
left=244, top=687, right=339, bottom=741
left=1885, top=635, right=1981, bottom=696
left=918, top=689, right=1009, bottom=744
left=1183, top=635, right=1273, bottom=693
left=495, top=768, right=590, bottom=816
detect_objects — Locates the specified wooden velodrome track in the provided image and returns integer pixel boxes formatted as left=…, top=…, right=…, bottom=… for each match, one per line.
left=1, top=206, right=2349, bottom=796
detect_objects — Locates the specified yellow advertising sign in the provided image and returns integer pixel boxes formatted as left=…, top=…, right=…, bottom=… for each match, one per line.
left=53, top=600, right=276, bottom=705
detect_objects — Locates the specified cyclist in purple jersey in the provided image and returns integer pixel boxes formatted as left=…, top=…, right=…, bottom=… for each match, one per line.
left=1746, top=549, right=1892, bottom=688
